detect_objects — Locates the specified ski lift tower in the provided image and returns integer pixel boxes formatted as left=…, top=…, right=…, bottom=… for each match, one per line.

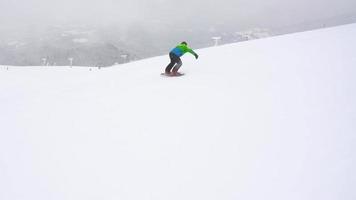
left=121, top=54, right=128, bottom=63
left=41, top=58, right=47, bottom=66
left=211, top=36, right=222, bottom=46
left=68, top=58, right=74, bottom=67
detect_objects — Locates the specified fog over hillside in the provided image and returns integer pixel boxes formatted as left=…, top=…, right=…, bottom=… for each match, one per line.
left=1, top=23, right=356, bottom=200
left=0, top=0, right=356, bottom=66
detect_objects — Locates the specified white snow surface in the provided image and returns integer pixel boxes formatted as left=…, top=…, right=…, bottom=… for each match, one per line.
left=1, top=24, right=356, bottom=200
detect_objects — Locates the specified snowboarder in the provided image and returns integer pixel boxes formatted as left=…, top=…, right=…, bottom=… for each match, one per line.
left=164, top=41, right=198, bottom=76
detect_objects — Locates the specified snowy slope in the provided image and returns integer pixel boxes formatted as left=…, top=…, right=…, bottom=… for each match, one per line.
left=1, top=24, right=356, bottom=200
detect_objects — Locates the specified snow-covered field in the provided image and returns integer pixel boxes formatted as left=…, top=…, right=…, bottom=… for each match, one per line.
left=1, top=24, right=356, bottom=200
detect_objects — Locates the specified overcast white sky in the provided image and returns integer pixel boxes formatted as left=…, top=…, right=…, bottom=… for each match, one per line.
left=1, top=0, right=356, bottom=29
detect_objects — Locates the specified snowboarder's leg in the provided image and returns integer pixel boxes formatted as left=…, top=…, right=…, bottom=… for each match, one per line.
left=165, top=61, right=175, bottom=74
left=165, top=53, right=179, bottom=74
left=172, top=59, right=182, bottom=75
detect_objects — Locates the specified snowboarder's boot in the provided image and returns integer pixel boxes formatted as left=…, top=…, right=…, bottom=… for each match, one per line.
left=172, top=67, right=181, bottom=76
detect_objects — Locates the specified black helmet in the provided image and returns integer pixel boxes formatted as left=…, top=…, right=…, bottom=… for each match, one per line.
left=181, top=41, right=187, bottom=45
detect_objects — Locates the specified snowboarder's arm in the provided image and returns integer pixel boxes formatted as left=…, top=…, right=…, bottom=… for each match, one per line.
left=186, top=48, right=199, bottom=59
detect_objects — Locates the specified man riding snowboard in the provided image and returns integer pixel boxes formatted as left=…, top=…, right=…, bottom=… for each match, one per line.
left=164, top=41, right=198, bottom=76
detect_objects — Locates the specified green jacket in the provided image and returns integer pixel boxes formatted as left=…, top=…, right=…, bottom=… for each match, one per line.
left=171, top=44, right=198, bottom=58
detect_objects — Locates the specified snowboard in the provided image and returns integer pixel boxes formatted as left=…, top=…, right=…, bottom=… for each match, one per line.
left=160, top=72, right=185, bottom=77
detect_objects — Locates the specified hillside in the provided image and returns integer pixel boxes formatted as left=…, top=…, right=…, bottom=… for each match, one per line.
left=0, top=24, right=356, bottom=200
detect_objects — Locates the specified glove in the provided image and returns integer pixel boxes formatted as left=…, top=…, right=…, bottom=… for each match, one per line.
left=194, top=53, right=199, bottom=59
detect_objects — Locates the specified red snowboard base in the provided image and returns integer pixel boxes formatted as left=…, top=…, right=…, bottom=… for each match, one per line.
left=160, top=73, right=185, bottom=77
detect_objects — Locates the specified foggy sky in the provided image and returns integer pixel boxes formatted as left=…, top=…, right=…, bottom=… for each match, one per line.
left=1, top=0, right=356, bottom=30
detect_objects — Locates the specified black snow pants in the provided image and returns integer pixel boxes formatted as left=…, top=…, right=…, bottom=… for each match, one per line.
left=165, top=52, right=182, bottom=73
